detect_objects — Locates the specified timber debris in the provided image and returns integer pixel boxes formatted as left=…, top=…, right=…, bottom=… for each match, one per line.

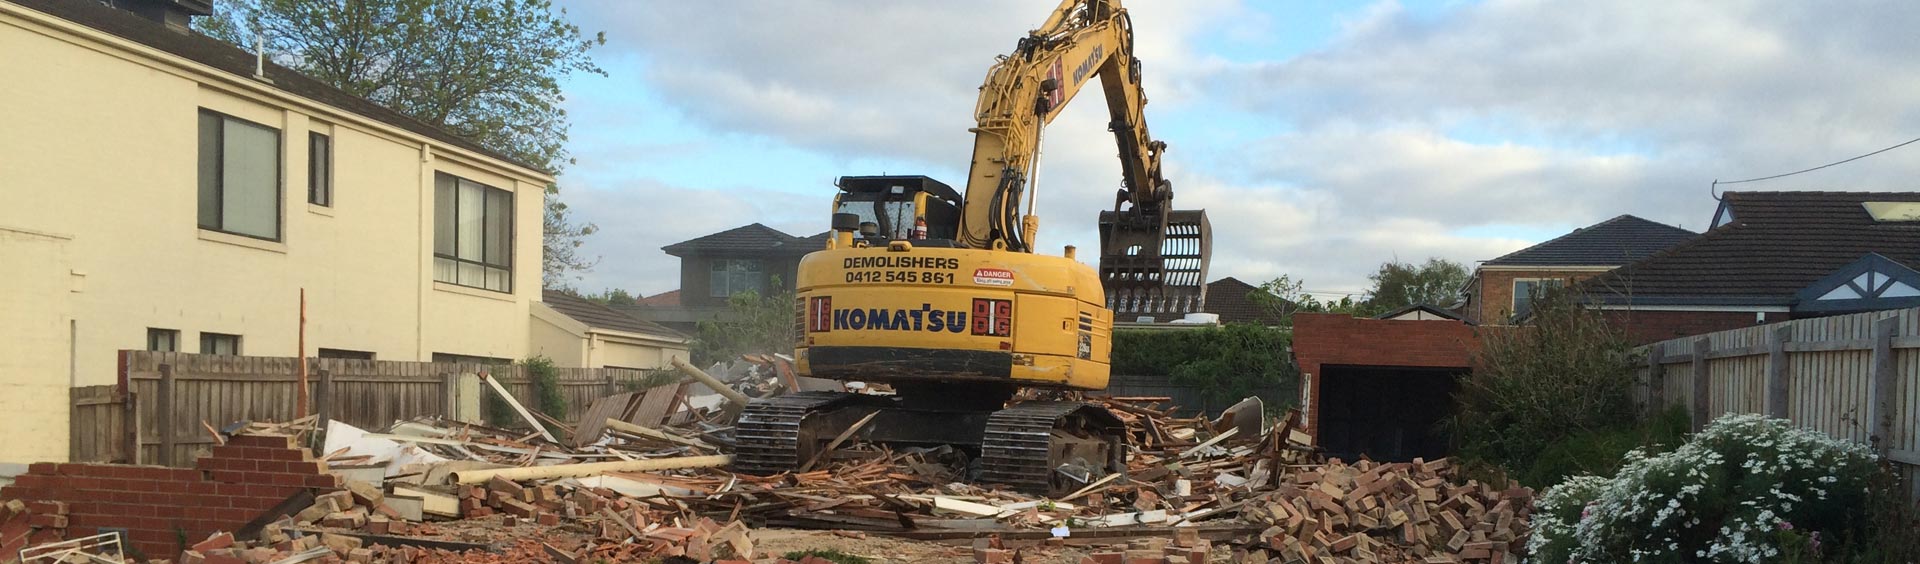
left=4, top=380, right=1531, bottom=563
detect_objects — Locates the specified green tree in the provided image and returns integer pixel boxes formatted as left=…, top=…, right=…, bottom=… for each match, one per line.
left=586, top=288, right=637, bottom=307
left=195, top=0, right=605, bottom=289
left=1363, top=258, right=1468, bottom=311
left=1445, top=287, right=1650, bottom=486
left=1249, top=275, right=1378, bottom=325
left=693, top=285, right=797, bottom=365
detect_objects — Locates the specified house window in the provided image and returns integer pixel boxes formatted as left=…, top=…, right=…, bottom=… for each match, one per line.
left=710, top=259, right=765, bottom=297
left=200, top=332, right=241, bottom=355
left=1512, top=278, right=1565, bottom=319
left=308, top=132, right=332, bottom=206
left=146, top=328, right=179, bottom=352
left=198, top=109, right=281, bottom=240
left=317, top=348, right=374, bottom=360
left=433, top=173, right=514, bottom=292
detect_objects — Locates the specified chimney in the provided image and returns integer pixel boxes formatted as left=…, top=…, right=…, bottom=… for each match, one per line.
left=106, top=0, right=213, bottom=33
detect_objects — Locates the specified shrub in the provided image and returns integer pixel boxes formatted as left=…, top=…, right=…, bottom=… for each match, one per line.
left=1447, top=287, right=1641, bottom=487
left=1511, top=405, right=1691, bottom=488
left=1111, top=323, right=1294, bottom=408
left=1533, top=413, right=1882, bottom=563
left=693, top=283, right=796, bottom=365
left=1529, top=474, right=1610, bottom=564
left=523, top=356, right=568, bottom=422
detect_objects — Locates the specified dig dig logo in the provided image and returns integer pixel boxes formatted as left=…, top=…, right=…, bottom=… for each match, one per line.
left=972, top=268, right=1014, bottom=287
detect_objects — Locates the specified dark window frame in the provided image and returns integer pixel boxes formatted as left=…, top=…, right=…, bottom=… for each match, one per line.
left=146, top=328, right=179, bottom=352
left=308, top=131, right=332, bottom=207
left=317, top=347, right=374, bottom=360
left=200, top=332, right=241, bottom=356
left=433, top=173, right=515, bottom=293
left=197, top=108, right=283, bottom=241
left=709, top=258, right=766, bottom=298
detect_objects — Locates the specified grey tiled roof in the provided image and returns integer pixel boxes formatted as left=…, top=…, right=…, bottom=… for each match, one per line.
left=661, top=223, right=822, bottom=257
left=542, top=291, right=685, bottom=340
left=1483, top=215, right=1696, bottom=267
left=1588, top=192, right=1920, bottom=303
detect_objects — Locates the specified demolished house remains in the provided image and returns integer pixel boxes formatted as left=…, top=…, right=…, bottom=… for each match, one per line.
left=4, top=357, right=1532, bottom=564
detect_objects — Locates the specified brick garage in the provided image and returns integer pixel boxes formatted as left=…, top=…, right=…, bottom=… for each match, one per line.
left=1291, top=314, right=1488, bottom=463
left=0, top=434, right=339, bottom=559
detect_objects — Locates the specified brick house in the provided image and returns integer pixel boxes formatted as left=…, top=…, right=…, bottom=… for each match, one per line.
left=1584, top=191, right=1920, bottom=343
left=1, top=0, right=552, bottom=463
left=1460, top=215, right=1696, bottom=326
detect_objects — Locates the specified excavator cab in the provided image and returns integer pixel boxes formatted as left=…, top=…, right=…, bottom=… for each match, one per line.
left=832, top=175, right=963, bottom=245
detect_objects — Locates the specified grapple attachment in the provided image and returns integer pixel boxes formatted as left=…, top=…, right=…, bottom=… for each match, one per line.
left=1097, top=209, right=1211, bottom=321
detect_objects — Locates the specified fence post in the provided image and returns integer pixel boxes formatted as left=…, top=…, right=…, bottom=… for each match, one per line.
left=1869, top=316, right=1897, bottom=453
left=315, top=369, right=333, bottom=434
left=1765, top=325, right=1792, bottom=419
left=121, top=388, right=140, bottom=465
left=1692, top=337, right=1711, bottom=431
left=443, top=371, right=459, bottom=419
left=157, top=363, right=175, bottom=467
left=1646, top=344, right=1665, bottom=413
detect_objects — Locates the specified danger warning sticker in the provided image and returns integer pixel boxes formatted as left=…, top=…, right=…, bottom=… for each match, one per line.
left=973, top=268, right=1014, bottom=287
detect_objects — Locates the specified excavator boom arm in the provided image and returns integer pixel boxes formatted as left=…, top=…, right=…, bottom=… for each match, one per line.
left=956, top=0, right=1208, bottom=316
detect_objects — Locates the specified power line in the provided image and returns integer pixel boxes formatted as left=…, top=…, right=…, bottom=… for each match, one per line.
left=1714, top=135, right=1920, bottom=188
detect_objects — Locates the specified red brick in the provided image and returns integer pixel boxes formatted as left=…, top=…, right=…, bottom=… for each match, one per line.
left=26, top=501, right=66, bottom=515
left=227, top=435, right=295, bottom=449
left=28, top=514, right=66, bottom=528
left=284, top=461, right=324, bottom=475
left=26, top=463, right=55, bottom=475
left=193, top=532, right=235, bottom=552
left=304, top=475, right=340, bottom=488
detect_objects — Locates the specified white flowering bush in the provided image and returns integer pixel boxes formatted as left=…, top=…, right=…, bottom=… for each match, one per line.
left=1528, top=475, right=1610, bottom=563
left=1530, top=413, right=1879, bottom=563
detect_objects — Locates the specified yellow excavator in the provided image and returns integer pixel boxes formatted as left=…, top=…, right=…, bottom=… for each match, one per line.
left=732, top=0, right=1211, bottom=494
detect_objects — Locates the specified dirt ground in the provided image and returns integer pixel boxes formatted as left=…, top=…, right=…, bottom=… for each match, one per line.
left=748, top=528, right=1243, bottom=564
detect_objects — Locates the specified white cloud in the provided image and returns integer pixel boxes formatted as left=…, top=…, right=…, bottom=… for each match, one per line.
left=560, top=180, right=824, bottom=294
left=556, top=0, right=1920, bottom=300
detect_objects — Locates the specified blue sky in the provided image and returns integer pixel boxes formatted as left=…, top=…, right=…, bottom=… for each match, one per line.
left=551, top=0, right=1920, bottom=300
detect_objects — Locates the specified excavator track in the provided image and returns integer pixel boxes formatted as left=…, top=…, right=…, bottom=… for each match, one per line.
left=733, top=393, right=1123, bottom=495
left=979, top=401, right=1124, bottom=494
left=731, top=391, right=852, bottom=475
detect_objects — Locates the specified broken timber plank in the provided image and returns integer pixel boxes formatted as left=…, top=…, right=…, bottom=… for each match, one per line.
left=1178, top=427, right=1240, bottom=458
left=800, top=411, right=879, bottom=472
left=603, top=418, right=716, bottom=450
left=479, top=372, right=557, bottom=443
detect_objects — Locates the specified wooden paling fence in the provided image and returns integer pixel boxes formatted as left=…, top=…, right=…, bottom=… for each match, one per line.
left=1633, top=307, right=1920, bottom=501
left=69, top=351, right=671, bottom=466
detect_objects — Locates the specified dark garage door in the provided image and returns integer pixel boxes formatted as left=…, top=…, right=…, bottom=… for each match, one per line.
left=1318, top=365, right=1462, bottom=462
